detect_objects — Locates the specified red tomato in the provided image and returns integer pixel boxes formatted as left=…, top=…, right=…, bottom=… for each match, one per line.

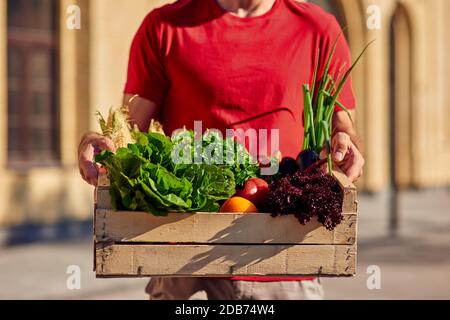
left=240, top=178, right=269, bottom=206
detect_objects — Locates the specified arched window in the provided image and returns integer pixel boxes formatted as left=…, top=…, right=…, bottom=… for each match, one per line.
left=390, top=5, right=413, bottom=188
left=7, top=0, right=59, bottom=167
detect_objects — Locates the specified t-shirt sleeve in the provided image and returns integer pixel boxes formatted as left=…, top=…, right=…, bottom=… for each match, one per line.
left=318, top=17, right=356, bottom=111
left=124, top=10, right=169, bottom=106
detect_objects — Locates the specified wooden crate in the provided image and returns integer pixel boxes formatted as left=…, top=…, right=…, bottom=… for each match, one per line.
left=94, top=171, right=358, bottom=278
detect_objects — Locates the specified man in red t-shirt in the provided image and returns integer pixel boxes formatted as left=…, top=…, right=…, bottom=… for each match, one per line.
left=79, top=0, right=365, bottom=300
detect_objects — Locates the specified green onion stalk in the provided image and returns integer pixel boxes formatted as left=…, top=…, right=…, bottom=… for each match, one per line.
left=299, top=34, right=374, bottom=176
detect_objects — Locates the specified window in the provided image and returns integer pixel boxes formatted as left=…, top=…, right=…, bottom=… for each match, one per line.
left=7, top=0, right=59, bottom=167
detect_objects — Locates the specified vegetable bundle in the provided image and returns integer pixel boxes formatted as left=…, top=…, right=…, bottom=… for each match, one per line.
left=95, top=129, right=260, bottom=215
left=301, top=35, right=374, bottom=174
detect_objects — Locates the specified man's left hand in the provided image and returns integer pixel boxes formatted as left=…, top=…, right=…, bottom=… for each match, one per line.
left=326, top=132, right=365, bottom=182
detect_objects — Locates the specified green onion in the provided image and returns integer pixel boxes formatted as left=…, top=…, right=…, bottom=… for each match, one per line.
left=300, top=36, right=374, bottom=176
left=310, top=48, right=321, bottom=102
left=321, top=91, right=355, bottom=128
left=302, top=84, right=316, bottom=149
left=321, top=120, right=333, bottom=176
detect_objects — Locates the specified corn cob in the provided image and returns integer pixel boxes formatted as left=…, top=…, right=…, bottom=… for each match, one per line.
left=96, top=105, right=135, bottom=149
left=96, top=107, right=165, bottom=149
left=148, top=119, right=165, bottom=135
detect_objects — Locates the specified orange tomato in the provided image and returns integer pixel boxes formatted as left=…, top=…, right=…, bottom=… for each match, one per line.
left=220, top=197, right=258, bottom=213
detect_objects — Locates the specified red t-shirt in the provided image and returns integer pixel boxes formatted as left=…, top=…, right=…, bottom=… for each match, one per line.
left=124, top=0, right=356, bottom=281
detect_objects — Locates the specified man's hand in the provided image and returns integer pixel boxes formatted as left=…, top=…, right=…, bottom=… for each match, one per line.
left=78, top=95, right=157, bottom=186
left=78, top=132, right=116, bottom=186
left=327, top=132, right=365, bottom=182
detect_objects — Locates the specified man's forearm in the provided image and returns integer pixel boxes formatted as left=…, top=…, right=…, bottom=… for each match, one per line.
left=123, top=94, right=160, bottom=132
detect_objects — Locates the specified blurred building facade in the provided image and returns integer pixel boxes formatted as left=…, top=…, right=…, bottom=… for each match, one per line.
left=0, top=0, right=449, bottom=228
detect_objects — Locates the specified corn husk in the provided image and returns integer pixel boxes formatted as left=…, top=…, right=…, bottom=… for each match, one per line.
left=96, top=106, right=135, bottom=149
left=96, top=105, right=165, bottom=149
left=148, top=119, right=165, bottom=135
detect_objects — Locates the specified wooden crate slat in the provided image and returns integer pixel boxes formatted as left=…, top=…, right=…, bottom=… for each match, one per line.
left=342, top=189, right=358, bottom=213
left=96, top=187, right=112, bottom=210
left=98, top=173, right=110, bottom=187
left=333, top=169, right=356, bottom=191
left=95, top=209, right=357, bottom=245
left=96, top=244, right=356, bottom=277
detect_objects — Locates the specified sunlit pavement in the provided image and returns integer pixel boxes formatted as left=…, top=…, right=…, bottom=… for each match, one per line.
left=323, top=189, right=450, bottom=300
left=0, top=189, right=449, bottom=300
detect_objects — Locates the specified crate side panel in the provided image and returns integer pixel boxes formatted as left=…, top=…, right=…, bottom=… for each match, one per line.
left=95, top=244, right=356, bottom=277
left=333, top=170, right=356, bottom=191
left=95, top=209, right=357, bottom=245
left=96, top=187, right=112, bottom=210
left=98, top=172, right=110, bottom=187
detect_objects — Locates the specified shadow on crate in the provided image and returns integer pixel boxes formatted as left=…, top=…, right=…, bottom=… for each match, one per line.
left=175, top=242, right=294, bottom=275
left=96, top=209, right=326, bottom=244
left=206, top=213, right=323, bottom=244
left=174, top=215, right=305, bottom=275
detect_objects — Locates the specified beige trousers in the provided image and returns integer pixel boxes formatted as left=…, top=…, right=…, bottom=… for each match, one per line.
left=146, top=277, right=324, bottom=300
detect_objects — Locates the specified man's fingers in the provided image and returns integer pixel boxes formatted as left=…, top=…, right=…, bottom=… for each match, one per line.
left=331, top=132, right=351, bottom=163
left=319, top=148, right=327, bottom=160
left=78, top=134, right=114, bottom=186
left=79, top=167, right=87, bottom=181
left=97, top=165, right=107, bottom=175
left=328, top=131, right=365, bottom=182
left=340, top=162, right=352, bottom=175
left=340, top=151, right=354, bottom=172
left=80, top=167, right=93, bottom=185
left=345, top=150, right=365, bottom=182
left=80, top=159, right=98, bottom=186
left=95, top=137, right=116, bottom=153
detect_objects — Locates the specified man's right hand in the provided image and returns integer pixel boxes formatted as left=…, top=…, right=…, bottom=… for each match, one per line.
left=78, top=132, right=116, bottom=186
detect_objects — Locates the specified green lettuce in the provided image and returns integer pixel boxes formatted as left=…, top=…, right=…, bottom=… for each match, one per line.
left=171, top=129, right=260, bottom=186
left=95, top=132, right=236, bottom=215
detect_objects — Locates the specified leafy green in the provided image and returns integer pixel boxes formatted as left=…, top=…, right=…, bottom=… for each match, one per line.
left=95, top=132, right=237, bottom=215
left=171, top=129, right=260, bottom=186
